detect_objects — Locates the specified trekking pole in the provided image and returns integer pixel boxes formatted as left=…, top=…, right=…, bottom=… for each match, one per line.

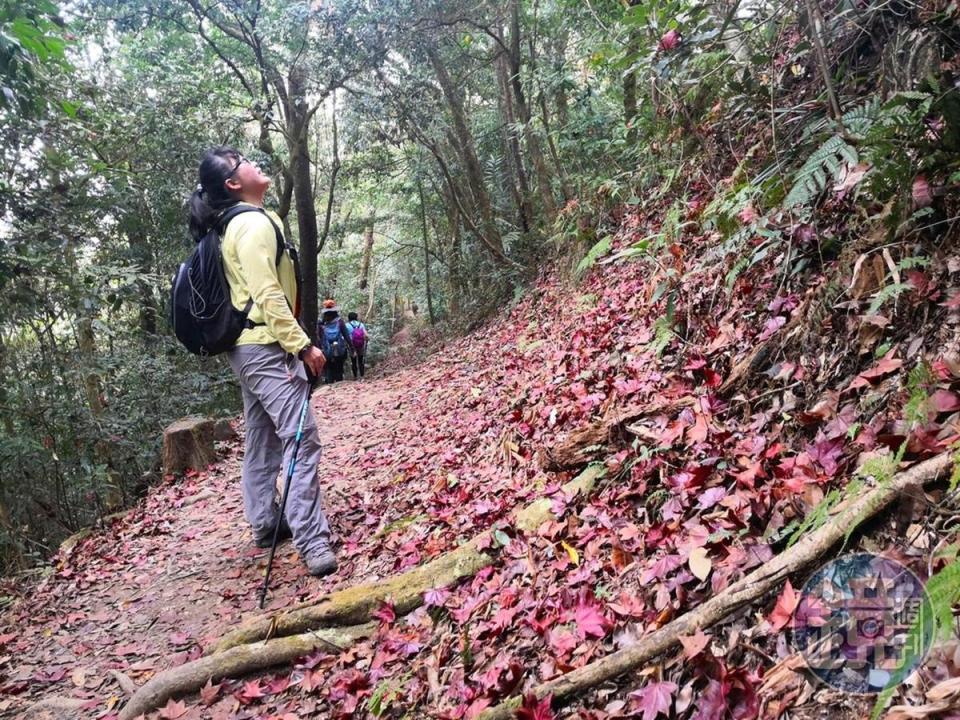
left=257, top=377, right=315, bottom=609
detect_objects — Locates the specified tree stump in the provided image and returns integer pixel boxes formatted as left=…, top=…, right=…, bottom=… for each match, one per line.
left=213, top=417, right=237, bottom=441
left=162, top=416, right=216, bottom=476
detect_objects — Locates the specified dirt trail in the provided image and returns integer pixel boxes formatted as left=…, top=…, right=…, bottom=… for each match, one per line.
left=0, top=375, right=407, bottom=719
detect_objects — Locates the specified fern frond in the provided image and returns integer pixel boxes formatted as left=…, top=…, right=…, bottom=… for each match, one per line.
left=867, top=282, right=911, bottom=314
left=575, top=236, right=612, bottom=279
left=785, top=135, right=858, bottom=207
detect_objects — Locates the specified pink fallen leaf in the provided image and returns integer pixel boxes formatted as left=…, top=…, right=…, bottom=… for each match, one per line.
left=574, top=600, right=609, bottom=640
left=930, top=389, right=960, bottom=413
left=679, top=628, right=711, bottom=659
left=158, top=699, right=188, bottom=719
left=630, top=680, right=678, bottom=720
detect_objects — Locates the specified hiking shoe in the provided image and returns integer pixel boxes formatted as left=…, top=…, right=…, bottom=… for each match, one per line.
left=305, top=547, right=338, bottom=577
left=255, top=516, right=292, bottom=548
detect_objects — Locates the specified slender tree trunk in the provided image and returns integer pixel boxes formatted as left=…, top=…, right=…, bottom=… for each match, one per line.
left=283, top=66, right=320, bottom=337
left=439, top=183, right=464, bottom=319
left=427, top=48, right=508, bottom=266
left=359, top=224, right=374, bottom=290
left=496, top=51, right=532, bottom=233
left=417, top=179, right=436, bottom=325
left=527, top=35, right=573, bottom=203
left=318, top=90, right=341, bottom=253
left=509, top=0, right=556, bottom=223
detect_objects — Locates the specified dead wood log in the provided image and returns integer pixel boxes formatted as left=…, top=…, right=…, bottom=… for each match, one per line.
left=120, top=466, right=606, bottom=719
left=479, top=453, right=952, bottom=720
left=119, top=624, right=374, bottom=720
left=162, top=416, right=217, bottom=476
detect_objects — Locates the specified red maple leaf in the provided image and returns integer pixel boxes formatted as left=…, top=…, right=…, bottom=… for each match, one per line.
left=199, top=678, right=221, bottom=705
left=236, top=678, right=266, bottom=703
left=767, top=580, right=800, bottom=632
left=574, top=600, right=609, bottom=640
left=516, top=692, right=555, bottom=720
left=373, top=601, right=396, bottom=625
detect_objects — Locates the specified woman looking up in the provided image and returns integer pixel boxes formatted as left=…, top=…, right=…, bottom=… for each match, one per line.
left=188, top=146, right=338, bottom=578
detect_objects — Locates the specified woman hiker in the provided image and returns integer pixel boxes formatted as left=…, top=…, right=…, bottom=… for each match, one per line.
left=188, top=146, right=338, bottom=577
left=316, top=299, right=354, bottom=384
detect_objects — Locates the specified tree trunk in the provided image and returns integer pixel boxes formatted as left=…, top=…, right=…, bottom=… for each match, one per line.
left=496, top=51, right=532, bottom=234
left=359, top=224, right=374, bottom=290
left=283, top=66, right=320, bottom=338
left=509, top=0, right=556, bottom=223
left=623, top=34, right=639, bottom=145
left=529, top=36, right=572, bottom=203
left=427, top=48, right=508, bottom=266
left=417, top=179, right=436, bottom=325
left=318, top=90, right=340, bottom=254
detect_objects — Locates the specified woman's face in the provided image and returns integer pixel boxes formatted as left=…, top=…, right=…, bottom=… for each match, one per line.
left=224, top=154, right=271, bottom=197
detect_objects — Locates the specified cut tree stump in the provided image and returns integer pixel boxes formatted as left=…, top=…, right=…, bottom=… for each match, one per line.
left=479, top=453, right=953, bottom=720
left=162, top=416, right=217, bottom=476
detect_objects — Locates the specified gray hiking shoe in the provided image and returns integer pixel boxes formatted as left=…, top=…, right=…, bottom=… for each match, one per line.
left=305, top=547, right=338, bottom=577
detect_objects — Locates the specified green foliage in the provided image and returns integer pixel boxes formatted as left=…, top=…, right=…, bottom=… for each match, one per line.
left=575, top=236, right=612, bottom=279
left=784, top=135, right=858, bottom=207
left=783, top=478, right=866, bottom=549
left=904, top=362, right=934, bottom=427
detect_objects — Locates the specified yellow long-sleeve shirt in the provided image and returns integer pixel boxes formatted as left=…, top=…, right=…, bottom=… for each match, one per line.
left=220, top=203, right=311, bottom=355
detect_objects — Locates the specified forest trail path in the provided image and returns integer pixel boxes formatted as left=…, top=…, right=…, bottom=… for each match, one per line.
left=1, top=372, right=410, bottom=719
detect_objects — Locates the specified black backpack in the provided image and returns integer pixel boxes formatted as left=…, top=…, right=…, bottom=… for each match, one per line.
left=170, top=205, right=287, bottom=356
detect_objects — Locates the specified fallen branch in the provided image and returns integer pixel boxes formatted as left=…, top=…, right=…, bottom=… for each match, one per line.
left=121, top=465, right=605, bottom=718
left=479, top=453, right=953, bottom=720
left=119, top=624, right=375, bottom=720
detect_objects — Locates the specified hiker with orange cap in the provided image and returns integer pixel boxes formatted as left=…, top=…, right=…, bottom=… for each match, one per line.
left=316, top=299, right=354, bottom=384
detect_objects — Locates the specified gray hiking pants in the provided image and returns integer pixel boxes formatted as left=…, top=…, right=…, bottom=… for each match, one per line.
left=226, top=343, right=331, bottom=558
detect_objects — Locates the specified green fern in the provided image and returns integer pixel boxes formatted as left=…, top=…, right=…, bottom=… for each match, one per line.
left=575, top=236, right=612, bottom=279
left=867, top=282, right=912, bottom=314
left=649, top=316, right=675, bottom=358
left=903, top=363, right=934, bottom=427
left=898, top=255, right=930, bottom=271
left=785, top=478, right=865, bottom=549
left=870, top=558, right=960, bottom=719
left=841, top=442, right=907, bottom=550
left=785, top=135, right=858, bottom=207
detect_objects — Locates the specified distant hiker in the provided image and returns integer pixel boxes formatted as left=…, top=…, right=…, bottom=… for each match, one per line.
left=317, top=299, right=354, bottom=384
left=188, top=147, right=337, bottom=578
left=345, top=312, right=368, bottom=380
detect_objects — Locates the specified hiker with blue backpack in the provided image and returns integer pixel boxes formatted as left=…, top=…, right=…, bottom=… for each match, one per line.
left=181, top=147, right=338, bottom=578
left=345, top=312, right=368, bottom=380
left=317, top=299, right=354, bottom=384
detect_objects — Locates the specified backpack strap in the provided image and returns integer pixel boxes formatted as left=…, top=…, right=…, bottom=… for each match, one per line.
left=216, top=205, right=289, bottom=329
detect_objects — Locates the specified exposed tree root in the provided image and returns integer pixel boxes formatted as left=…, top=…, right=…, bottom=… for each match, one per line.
left=543, top=399, right=691, bottom=470
left=119, top=624, right=375, bottom=720
left=120, top=465, right=605, bottom=719
left=479, top=453, right=953, bottom=720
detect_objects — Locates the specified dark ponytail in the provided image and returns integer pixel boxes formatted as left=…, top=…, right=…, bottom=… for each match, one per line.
left=188, top=146, right=242, bottom=241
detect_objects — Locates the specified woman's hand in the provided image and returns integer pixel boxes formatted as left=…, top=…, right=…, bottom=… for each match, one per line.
left=301, top=345, right=326, bottom=377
